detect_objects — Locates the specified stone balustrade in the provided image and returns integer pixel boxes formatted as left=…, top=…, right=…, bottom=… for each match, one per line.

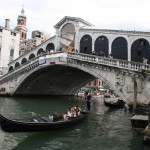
left=67, top=52, right=150, bottom=72
left=0, top=58, right=39, bottom=84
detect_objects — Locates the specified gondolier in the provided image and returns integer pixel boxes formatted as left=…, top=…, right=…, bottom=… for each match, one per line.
left=86, top=93, right=92, bottom=111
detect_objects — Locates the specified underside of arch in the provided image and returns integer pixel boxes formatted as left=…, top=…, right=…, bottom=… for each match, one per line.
left=14, top=65, right=95, bottom=96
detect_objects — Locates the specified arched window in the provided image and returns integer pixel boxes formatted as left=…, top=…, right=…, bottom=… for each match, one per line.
left=29, top=53, right=35, bottom=60
left=15, top=62, right=20, bottom=68
left=9, top=49, right=14, bottom=62
left=8, top=66, right=13, bottom=72
left=22, top=32, right=24, bottom=38
left=37, top=48, right=45, bottom=56
left=131, top=38, right=150, bottom=63
left=46, top=43, right=55, bottom=52
left=80, top=35, right=92, bottom=54
left=21, top=58, right=27, bottom=64
left=10, top=49, right=14, bottom=57
left=112, top=37, right=128, bottom=60
left=94, top=36, right=108, bottom=56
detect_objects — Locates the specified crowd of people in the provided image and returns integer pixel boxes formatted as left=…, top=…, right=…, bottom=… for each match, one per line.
left=91, top=50, right=113, bottom=58
left=31, top=106, right=82, bottom=122
left=47, top=106, right=82, bottom=122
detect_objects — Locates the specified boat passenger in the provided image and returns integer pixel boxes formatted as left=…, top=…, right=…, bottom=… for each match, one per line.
left=31, top=112, right=36, bottom=119
left=63, top=113, right=69, bottom=121
left=72, top=108, right=77, bottom=117
left=48, top=115, right=53, bottom=122
left=67, top=108, right=72, bottom=118
left=75, top=106, right=81, bottom=116
left=53, top=112, right=59, bottom=122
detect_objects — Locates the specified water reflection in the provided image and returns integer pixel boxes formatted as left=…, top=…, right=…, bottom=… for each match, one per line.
left=0, top=96, right=150, bottom=150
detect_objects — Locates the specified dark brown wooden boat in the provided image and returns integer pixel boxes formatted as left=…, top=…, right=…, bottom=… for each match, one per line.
left=0, top=111, right=88, bottom=133
left=104, top=98, right=125, bottom=109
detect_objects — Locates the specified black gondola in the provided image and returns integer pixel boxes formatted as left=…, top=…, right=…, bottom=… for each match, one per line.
left=0, top=111, right=88, bottom=133
left=104, top=98, right=125, bottom=109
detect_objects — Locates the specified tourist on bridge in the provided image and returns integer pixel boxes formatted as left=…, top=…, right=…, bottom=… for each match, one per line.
left=143, top=57, right=148, bottom=64
left=109, top=53, right=113, bottom=58
left=92, top=51, right=96, bottom=55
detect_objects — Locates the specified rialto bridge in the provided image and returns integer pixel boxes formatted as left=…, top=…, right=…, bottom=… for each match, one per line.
left=1, top=16, right=150, bottom=105
left=7, top=16, right=150, bottom=73
left=0, top=52, right=150, bottom=106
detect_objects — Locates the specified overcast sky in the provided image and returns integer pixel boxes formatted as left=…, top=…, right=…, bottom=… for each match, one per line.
left=0, top=0, right=150, bottom=38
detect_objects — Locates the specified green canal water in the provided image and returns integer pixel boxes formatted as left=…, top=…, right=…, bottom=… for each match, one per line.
left=0, top=96, right=149, bottom=150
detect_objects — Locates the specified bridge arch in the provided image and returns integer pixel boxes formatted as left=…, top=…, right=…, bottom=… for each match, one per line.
left=15, top=62, right=20, bottom=68
left=80, top=34, right=92, bottom=54
left=8, top=66, right=13, bottom=72
left=131, top=38, right=150, bottom=63
left=29, top=53, right=35, bottom=60
left=21, top=58, right=27, bottom=65
left=112, top=37, right=128, bottom=60
left=37, top=48, right=45, bottom=56
left=13, top=63, right=124, bottom=101
left=94, top=36, right=108, bottom=56
left=46, top=43, right=55, bottom=52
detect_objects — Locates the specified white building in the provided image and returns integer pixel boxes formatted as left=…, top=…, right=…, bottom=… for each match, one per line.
left=0, top=8, right=51, bottom=75
left=0, top=19, right=20, bottom=75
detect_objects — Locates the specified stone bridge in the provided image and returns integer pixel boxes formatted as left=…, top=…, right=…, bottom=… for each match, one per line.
left=0, top=52, right=150, bottom=105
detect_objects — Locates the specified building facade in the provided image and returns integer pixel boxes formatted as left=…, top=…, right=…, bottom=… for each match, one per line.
left=52, top=16, right=150, bottom=64
left=0, top=8, right=51, bottom=75
left=19, top=30, right=51, bottom=55
left=0, top=19, right=20, bottom=75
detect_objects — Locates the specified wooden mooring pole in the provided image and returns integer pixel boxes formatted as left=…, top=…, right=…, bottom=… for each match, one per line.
left=132, top=75, right=137, bottom=115
left=148, top=102, right=150, bottom=128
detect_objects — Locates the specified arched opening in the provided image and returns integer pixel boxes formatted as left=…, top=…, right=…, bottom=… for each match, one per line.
left=29, top=53, right=35, bottom=60
left=8, top=66, right=13, bottom=72
left=60, top=23, right=75, bottom=49
left=112, top=37, right=128, bottom=60
left=46, top=43, right=55, bottom=52
left=80, top=34, right=92, bottom=54
left=21, top=58, right=27, bottom=64
left=37, top=48, right=45, bottom=56
left=94, top=36, right=108, bottom=56
left=15, top=62, right=20, bottom=68
left=131, top=38, right=150, bottom=63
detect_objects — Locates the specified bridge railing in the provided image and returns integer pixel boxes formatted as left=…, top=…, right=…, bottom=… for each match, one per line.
left=67, top=52, right=150, bottom=72
left=0, top=58, right=39, bottom=83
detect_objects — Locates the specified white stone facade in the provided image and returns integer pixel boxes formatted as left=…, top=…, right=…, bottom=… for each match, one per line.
left=0, top=26, right=20, bottom=75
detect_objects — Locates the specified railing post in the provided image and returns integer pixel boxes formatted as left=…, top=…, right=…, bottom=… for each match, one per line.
left=117, top=60, right=119, bottom=67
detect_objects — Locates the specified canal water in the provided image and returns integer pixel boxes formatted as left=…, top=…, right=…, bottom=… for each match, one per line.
left=0, top=96, right=149, bottom=150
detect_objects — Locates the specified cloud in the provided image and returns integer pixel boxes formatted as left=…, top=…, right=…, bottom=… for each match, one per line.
left=1, top=0, right=150, bottom=38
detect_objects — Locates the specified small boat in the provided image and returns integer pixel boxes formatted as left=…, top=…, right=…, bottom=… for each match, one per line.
left=0, top=111, right=88, bottom=133
left=104, top=98, right=125, bottom=109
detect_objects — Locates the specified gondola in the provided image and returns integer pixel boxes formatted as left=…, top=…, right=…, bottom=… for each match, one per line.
left=0, top=111, right=88, bottom=133
left=104, top=98, right=125, bottom=109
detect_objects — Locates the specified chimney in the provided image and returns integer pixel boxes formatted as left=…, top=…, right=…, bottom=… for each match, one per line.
left=5, top=19, right=10, bottom=29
